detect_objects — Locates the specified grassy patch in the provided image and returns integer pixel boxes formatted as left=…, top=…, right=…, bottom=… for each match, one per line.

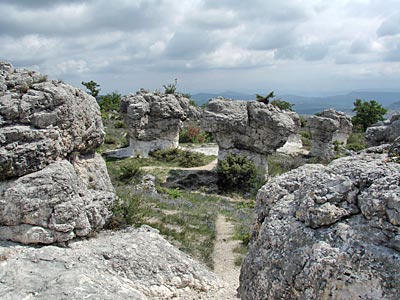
left=346, top=132, right=368, bottom=151
left=268, top=153, right=306, bottom=177
left=150, top=148, right=216, bottom=168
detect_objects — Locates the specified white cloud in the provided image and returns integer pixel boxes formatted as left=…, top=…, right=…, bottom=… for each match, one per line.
left=0, top=0, right=399, bottom=95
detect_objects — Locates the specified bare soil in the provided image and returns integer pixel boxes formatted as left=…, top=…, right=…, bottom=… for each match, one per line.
left=213, top=215, right=241, bottom=299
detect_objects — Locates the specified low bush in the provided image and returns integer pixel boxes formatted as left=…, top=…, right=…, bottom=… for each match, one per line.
left=179, top=126, right=213, bottom=144
left=300, top=130, right=312, bottom=150
left=150, top=148, right=214, bottom=168
left=105, top=190, right=149, bottom=229
left=346, top=132, right=368, bottom=151
left=118, top=161, right=143, bottom=183
left=216, top=154, right=258, bottom=193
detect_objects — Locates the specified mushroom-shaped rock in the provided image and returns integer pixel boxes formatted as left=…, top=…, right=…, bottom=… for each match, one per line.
left=117, top=91, right=190, bottom=157
left=201, top=97, right=300, bottom=174
left=307, top=109, right=352, bottom=160
left=0, top=62, right=115, bottom=244
left=239, top=153, right=400, bottom=300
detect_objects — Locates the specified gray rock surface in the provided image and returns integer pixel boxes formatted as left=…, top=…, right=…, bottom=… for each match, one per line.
left=0, top=226, right=224, bottom=300
left=117, top=90, right=191, bottom=157
left=366, top=114, right=400, bottom=146
left=0, top=62, right=115, bottom=244
left=0, top=62, right=104, bottom=178
left=307, top=109, right=353, bottom=160
left=239, top=153, right=400, bottom=300
left=201, top=97, right=300, bottom=173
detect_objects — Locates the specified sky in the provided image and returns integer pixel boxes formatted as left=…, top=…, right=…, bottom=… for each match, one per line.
left=1, top=0, right=400, bottom=96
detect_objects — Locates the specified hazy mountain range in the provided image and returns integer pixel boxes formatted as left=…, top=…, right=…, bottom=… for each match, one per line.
left=192, top=91, right=400, bottom=115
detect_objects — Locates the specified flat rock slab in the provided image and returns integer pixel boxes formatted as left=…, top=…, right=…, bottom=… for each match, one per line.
left=0, top=226, right=225, bottom=300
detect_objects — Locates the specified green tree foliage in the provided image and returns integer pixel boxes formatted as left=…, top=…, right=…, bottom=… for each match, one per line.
left=352, top=99, right=387, bottom=132
left=98, top=92, right=121, bottom=113
left=81, top=80, right=100, bottom=98
left=256, top=91, right=274, bottom=104
left=163, top=78, right=178, bottom=94
left=270, top=99, right=294, bottom=111
left=216, top=154, right=257, bottom=193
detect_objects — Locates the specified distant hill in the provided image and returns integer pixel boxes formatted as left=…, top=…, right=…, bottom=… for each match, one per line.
left=192, top=91, right=400, bottom=115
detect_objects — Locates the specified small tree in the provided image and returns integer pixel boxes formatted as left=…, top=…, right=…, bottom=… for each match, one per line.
left=270, top=99, right=294, bottom=111
left=98, top=92, right=121, bottom=113
left=82, top=80, right=100, bottom=98
left=163, top=78, right=178, bottom=94
left=352, top=99, right=387, bottom=132
left=216, top=154, right=258, bottom=193
left=256, top=91, right=274, bottom=104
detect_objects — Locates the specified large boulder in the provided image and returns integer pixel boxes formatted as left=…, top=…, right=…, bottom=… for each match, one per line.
left=201, top=97, right=300, bottom=173
left=366, top=114, right=400, bottom=146
left=307, top=109, right=353, bottom=160
left=116, top=90, right=190, bottom=157
left=239, top=153, right=400, bottom=300
left=0, top=226, right=224, bottom=299
left=0, top=62, right=115, bottom=244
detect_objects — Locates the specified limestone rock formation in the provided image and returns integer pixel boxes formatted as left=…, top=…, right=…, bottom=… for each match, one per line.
left=117, top=90, right=190, bottom=157
left=239, top=153, right=400, bottom=300
left=366, top=114, right=400, bottom=146
left=0, top=226, right=224, bottom=299
left=0, top=62, right=114, bottom=244
left=201, top=97, right=300, bottom=173
left=307, top=109, right=352, bottom=160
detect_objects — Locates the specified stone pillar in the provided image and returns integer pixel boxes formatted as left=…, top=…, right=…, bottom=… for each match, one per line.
left=201, top=97, right=300, bottom=176
left=307, top=109, right=352, bottom=160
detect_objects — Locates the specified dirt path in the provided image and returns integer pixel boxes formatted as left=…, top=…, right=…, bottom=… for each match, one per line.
left=213, top=215, right=240, bottom=299
left=141, top=158, right=217, bottom=172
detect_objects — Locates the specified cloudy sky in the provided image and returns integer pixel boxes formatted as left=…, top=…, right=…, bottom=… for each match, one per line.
left=1, top=0, right=399, bottom=96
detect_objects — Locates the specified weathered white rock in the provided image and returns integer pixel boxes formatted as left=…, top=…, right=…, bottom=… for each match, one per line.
left=366, top=114, right=400, bottom=146
left=0, top=62, right=115, bottom=244
left=0, top=226, right=224, bottom=300
left=0, top=62, right=104, bottom=178
left=307, top=109, right=353, bottom=160
left=239, top=153, right=400, bottom=300
left=117, top=90, right=190, bottom=157
left=201, top=97, right=300, bottom=173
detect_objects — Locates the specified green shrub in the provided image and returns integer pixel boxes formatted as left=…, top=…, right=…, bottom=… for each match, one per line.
left=119, top=161, right=143, bottom=183
left=216, top=154, right=258, bottom=193
left=114, top=120, right=125, bottom=128
left=150, top=148, right=213, bottom=168
left=163, top=79, right=177, bottom=94
left=270, top=99, right=294, bottom=111
left=166, top=188, right=183, bottom=199
left=98, top=92, right=121, bottom=113
left=104, top=135, right=118, bottom=145
left=352, top=99, right=387, bottom=132
left=300, top=130, right=311, bottom=149
left=346, top=132, right=367, bottom=151
left=106, top=190, right=149, bottom=229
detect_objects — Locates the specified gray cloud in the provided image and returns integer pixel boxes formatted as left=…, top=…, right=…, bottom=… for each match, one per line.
left=164, top=29, right=219, bottom=59
left=377, top=13, right=400, bottom=37
left=0, top=0, right=399, bottom=95
left=274, top=44, right=329, bottom=61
